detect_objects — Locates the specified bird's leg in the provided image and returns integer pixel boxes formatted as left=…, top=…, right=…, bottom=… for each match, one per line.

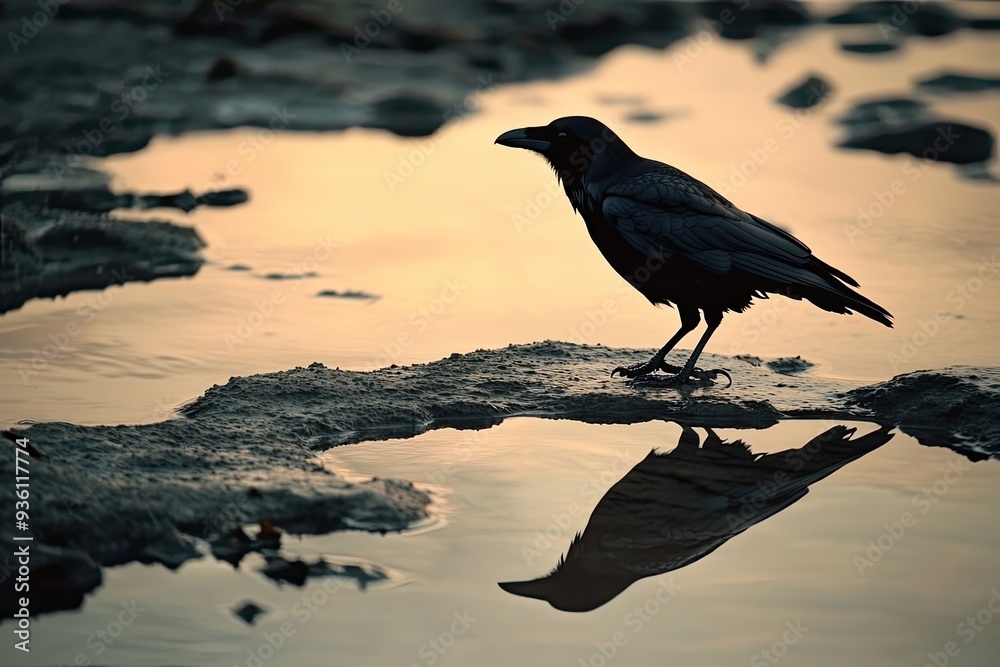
left=632, top=312, right=732, bottom=387
left=674, top=311, right=732, bottom=385
left=611, top=307, right=699, bottom=378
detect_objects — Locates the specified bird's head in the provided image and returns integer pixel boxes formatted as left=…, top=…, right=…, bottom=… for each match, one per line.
left=495, top=116, right=637, bottom=185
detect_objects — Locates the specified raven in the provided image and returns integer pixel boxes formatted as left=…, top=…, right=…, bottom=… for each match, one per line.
left=499, top=424, right=894, bottom=611
left=496, top=116, right=892, bottom=384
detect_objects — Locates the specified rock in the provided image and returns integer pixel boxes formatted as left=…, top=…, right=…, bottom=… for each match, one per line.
left=838, top=121, right=995, bottom=165
left=916, top=72, right=1000, bottom=94
left=837, top=97, right=929, bottom=129
left=968, top=18, right=1000, bottom=32
left=264, top=272, right=318, bottom=280
left=765, top=356, right=816, bottom=374
left=844, top=367, right=1000, bottom=459
left=365, top=95, right=451, bottom=138
left=840, top=41, right=900, bottom=55
left=316, top=290, right=379, bottom=300
left=775, top=74, right=832, bottom=109
left=0, top=204, right=206, bottom=314
left=696, top=1, right=811, bottom=41
left=828, top=2, right=962, bottom=37
left=11, top=185, right=250, bottom=214
left=210, top=522, right=282, bottom=568
left=260, top=555, right=391, bottom=589
left=624, top=111, right=668, bottom=124
left=207, top=57, right=241, bottom=82
left=232, top=601, right=268, bottom=626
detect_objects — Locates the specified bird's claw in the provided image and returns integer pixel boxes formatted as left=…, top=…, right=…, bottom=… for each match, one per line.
left=687, top=367, right=733, bottom=387
left=624, top=366, right=733, bottom=388
left=611, top=360, right=658, bottom=378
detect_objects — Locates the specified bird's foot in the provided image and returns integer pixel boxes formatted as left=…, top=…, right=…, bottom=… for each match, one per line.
left=611, top=357, right=672, bottom=379
left=687, top=367, right=733, bottom=387
left=628, top=365, right=733, bottom=388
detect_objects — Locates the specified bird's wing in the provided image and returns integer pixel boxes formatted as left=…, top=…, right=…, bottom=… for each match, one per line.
left=603, top=168, right=817, bottom=280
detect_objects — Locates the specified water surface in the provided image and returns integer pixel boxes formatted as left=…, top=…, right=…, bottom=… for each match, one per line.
left=7, top=418, right=998, bottom=666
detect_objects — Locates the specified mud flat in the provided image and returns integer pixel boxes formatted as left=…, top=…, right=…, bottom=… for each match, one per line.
left=2, top=342, right=996, bottom=615
left=0, top=199, right=206, bottom=315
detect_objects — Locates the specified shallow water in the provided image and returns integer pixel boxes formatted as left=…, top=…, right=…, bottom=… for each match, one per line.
left=2, top=28, right=999, bottom=429
left=7, top=418, right=998, bottom=667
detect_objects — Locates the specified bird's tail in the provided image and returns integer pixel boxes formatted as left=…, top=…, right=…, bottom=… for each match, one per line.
left=803, top=259, right=893, bottom=327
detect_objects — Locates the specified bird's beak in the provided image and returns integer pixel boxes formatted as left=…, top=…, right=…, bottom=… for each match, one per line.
left=498, top=578, right=554, bottom=601
left=495, top=126, right=550, bottom=152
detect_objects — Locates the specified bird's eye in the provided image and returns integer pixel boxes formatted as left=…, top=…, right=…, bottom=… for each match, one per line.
left=557, top=131, right=568, bottom=138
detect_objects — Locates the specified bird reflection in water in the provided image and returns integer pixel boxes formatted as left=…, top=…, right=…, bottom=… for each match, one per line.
left=499, top=424, right=894, bottom=612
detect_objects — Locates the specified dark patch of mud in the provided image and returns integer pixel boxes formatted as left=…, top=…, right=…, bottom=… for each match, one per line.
left=232, top=601, right=267, bottom=626
left=263, top=271, right=318, bottom=281
left=916, top=72, right=1000, bottom=95
left=261, top=555, right=392, bottom=589
left=316, top=289, right=380, bottom=300
left=838, top=121, right=994, bottom=165
left=765, top=355, right=816, bottom=374
left=839, top=41, right=900, bottom=55
left=0, top=545, right=103, bottom=618
left=844, top=366, right=1000, bottom=459
left=775, top=73, right=832, bottom=109
left=0, top=412, right=430, bottom=615
left=836, top=97, right=995, bottom=169
left=826, top=2, right=963, bottom=38
left=0, top=201, right=205, bottom=314
left=165, top=342, right=1000, bottom=457
left=6, top=183, right=249, bottom=215
left=0, top=164, right=243, bottom=311
left=623, top=111, right=670, bottom=124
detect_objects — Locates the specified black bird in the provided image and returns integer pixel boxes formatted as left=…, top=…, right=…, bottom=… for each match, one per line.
left=495, top=116, right=893, bottom=384
left=498, top=424, right=894, bottom=612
